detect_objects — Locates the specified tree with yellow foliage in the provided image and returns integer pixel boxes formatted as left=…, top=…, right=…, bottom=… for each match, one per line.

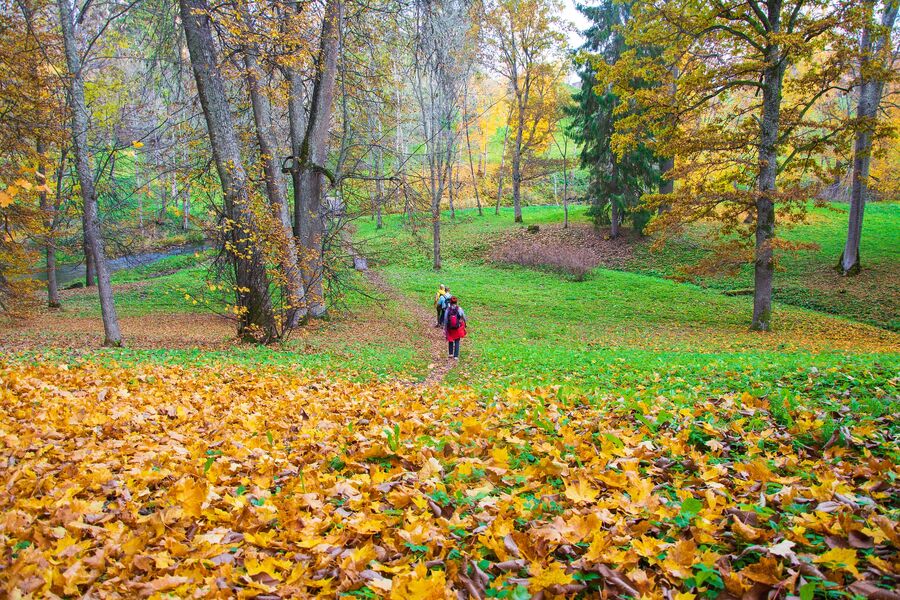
left=614, top=0, right=858, bottom=331
left=483, top=0, right=568, bottom=222
left=1, top=0, right=67, bottom=313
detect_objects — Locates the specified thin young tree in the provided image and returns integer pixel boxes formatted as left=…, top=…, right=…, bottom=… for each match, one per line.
left=410, top=0, right=474, bottom=269
left=56, top=0, right=122, bottom=345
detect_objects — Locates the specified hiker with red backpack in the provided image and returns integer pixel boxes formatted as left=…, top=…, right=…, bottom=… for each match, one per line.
left=442, top=296, right=467, bottom=360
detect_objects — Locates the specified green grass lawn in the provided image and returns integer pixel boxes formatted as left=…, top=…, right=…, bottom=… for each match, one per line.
left=357, top=201, right=899, bottom=330
left=353, top=205, right=898, bottom=409
left=6, top=203, right=897, bottom=411
left=626, top=202, right=900, bottom=330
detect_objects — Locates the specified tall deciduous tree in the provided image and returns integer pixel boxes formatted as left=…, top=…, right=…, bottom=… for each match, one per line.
left=410, top=0, right=473, bottom=270
left=179, top=0, right=276, bottom=340
left=237, top=5, right=306, bottom=327
left=484, top=0, right=566, bottom=223
left=616, top=0, right=854, bottom=331
left=839, top=0, right=898, bottom=276
left=292, top=0, right=341, bottom=316
left=56, top=0, right=122, bottom=345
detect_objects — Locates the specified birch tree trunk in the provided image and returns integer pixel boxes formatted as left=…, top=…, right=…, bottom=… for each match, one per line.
left=57, top=0, right=122, bottom=345
left=839, top=0, right=898, bottom=276
left=181, top=144, right=190, bottom=230
left=374, top=140, right=384, bottom=229
left=179, top=0, right=276, bottom=340
left=243, top=45, right=307, bottom=327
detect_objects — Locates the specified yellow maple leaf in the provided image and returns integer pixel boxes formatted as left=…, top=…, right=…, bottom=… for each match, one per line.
left=244, top=530, right=278, bottom=547
left=529, top=562, right=572, bottom=591
left=491, top=446, right=509, bottom=467
left=0, top=187, right=17, bottom=207
left=174, top=476, right=207, bottom=518
left=813, top=547, right=859, bottom=577
left=244, top=556, right=292, bottom=579
left=391, top=563, right=449, bottom=599
left=564, top=477, right=599, bottom=504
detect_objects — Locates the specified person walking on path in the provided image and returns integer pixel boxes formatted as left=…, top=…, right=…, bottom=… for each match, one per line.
left=443, top=296, right=467, bottom=359
left=434, top=284, right=447, bottom=327
left=435, top=285, right=451, bottom=327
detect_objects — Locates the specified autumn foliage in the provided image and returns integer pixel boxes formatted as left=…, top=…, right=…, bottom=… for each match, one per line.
left=1, top=361, right=896, bottom=598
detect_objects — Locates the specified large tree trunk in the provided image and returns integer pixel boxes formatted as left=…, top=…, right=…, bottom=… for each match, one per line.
left=179, top=0, right=276, bottom=341
left=243, top=47, right=307, bottom=327
left=840, top=0, right=898, bottom=276
left=751, top=32, right=786, bottom=332
left=287, top=67, right=306, bottom=238
left=36, top=139, right=60, bottom=308
left=294, top=0, right=341, bottom=317
left=57, top=0, right=122, bottom=346
left=511, top=99, right=525, bottom=223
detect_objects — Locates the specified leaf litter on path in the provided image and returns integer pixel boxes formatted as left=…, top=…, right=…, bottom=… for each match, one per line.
left=363, top=270, right=455, bottom=387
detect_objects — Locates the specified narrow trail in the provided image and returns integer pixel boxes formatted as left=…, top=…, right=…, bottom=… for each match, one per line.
left=363, top=270, right=454, bottom=387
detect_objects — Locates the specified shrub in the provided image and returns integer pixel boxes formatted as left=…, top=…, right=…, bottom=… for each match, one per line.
left=491, top=239, right=597, bottom=281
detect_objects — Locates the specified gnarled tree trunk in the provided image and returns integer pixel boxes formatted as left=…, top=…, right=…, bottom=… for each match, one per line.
left=293, top=0, right=341, bottom=317
left=243, top=44, right=306, bottom=327
left=179, top=0, right=275, bottom=340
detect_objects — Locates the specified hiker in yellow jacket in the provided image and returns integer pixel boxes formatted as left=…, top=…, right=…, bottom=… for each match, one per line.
left=434, top=284, right=448, bottom=327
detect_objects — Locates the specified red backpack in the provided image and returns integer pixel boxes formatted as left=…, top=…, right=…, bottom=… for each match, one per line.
left=447, top=306, right=462, bottom=330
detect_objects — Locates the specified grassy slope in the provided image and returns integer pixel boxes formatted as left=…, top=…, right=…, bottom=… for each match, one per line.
left=627, top=202, right=900, bottom=330
left=354, top=206, right=898, bottom=409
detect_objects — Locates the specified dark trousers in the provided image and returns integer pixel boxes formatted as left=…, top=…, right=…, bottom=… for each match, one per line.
left=436, top=306, right=443, bottom=325
left=448, top=339, right=460, bottom=358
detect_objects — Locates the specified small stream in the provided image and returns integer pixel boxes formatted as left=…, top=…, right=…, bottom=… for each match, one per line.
left=31, top=241, right=210, bottom=288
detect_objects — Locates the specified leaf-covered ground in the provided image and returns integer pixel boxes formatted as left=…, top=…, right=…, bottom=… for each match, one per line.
left=1, top=362, right=897, bottom=599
